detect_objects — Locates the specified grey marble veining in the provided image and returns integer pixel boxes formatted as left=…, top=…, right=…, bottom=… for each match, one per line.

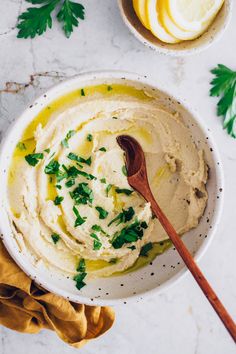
left=0, top=1, right=235, bottom=353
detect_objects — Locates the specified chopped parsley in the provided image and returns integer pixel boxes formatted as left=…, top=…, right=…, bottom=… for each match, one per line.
left=115, top=188, right=133, bottom=196
left=90, top=233, right=102, bottom=250
left=61, top=130, right=76, bottom=148
left=112, top=116, right=118, bottom=119
left=81, top=88, right=85, bottom=96
left=87, top=133, right=93, bottom=141
left=67, top=166, right=96, bottom=180
left=107, top=85, right=113, bottom=91
left=99, top=147, right=107, bottom=152
left=73, top=206, right=87, bottom=227
left=91, top=224, right=107, bottom=235
left=17, top=142, right=26, bottom=151
left=108, top=207, right=135, bottom=227
left=105, top=184, right=112, bottom=197
left=111, top=220, right=147, bottom=249
left=122, top=165, right=128, bottom=176
left=128, top=245, right=136, bottom=250
left=109, top=258, right=117, bottom=264
left=100, top=178, right=106, bottom=184
left=44, top=159, right=60, bottom=174
left=70, top=182, right=94, bottom=205
left=51, top=233, right=60, bottom=244
left=77, top=258, right=86, bottom=272
left=55, top=184, right=62, bottom=190
left=95, top=206, right=109, bottom=219
left=44, top=148, right=50, bottom=154
left=54, top=196, right=64, bottom=205
left=140, top=242, right=153, bottom=257
left=25, top=153, right=44, bottom=167
left=68, top=152, right=92, bottom=166
left=65, top=179, right=75, bottom=188
left=73, top=272, right=87, bottom=290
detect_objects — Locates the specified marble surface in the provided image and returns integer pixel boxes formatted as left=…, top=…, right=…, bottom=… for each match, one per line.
left=0, top=1, right=236, bottom=353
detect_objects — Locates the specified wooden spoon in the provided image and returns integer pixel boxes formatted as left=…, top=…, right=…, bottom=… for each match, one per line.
left=117, top=134, right=236, bottom=342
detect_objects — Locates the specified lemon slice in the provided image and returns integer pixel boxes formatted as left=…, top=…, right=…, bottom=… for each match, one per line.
left=133, top=0, right=150, bottom=30
left=167, top=0, right=224, bottom=32
left=146, top=0, right=180, bottom=44
left=160, top=0, right=213, bottom=40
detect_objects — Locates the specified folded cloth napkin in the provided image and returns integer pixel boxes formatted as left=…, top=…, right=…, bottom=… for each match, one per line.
left=0, top=241, right=115, bottom=348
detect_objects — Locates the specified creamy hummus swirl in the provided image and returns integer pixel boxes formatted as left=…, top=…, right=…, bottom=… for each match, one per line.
left=8, top=87, right=208, bottom=283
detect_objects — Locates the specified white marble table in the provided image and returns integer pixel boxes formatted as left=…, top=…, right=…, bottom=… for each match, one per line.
left=0, top=1, right=235, bottom=353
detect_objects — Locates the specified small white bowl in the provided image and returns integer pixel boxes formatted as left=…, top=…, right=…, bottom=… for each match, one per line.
left=117, top=0, right=232, bottom=56
left=0, top=71, right=224, bottom=306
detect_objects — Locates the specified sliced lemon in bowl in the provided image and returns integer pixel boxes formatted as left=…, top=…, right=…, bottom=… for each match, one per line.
left=146, top=0, right=180, bottom=44
left=133, top=0, right=150, bottom=29
left=160, top=0, right=214, bottom=40
left=167, top=0, right=224, bottom=32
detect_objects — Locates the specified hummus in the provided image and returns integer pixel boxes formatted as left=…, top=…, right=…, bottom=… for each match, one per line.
left=8, top=84, right=208, bottom=289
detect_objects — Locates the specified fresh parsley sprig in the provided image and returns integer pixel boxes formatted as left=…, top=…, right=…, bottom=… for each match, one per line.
left=210, top=64, right=236, bottom=138
left=17, top=0, right=85, bottom=39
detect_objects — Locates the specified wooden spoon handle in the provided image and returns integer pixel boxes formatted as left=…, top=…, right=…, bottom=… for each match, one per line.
left=149, top=195, right=236, bottom=342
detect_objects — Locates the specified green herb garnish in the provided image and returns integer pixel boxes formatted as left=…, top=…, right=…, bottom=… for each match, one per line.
left=105, top=184, right=112, bottom=197
left=100, top=178, right=106, bottom=184
left=87, top=133, right=93, bottom=142
left=73, top=272, right=87, bottom=290
left=210, top=64, right=236, bottom=138
left=77, top=258, right=86, bottom=272
left=111, top=220, right=146, bottom=249
left=128, top=245, right=136, bottom=250
left=17, top=142, right=26, bottom=151
left=65, top=179, right=75, bottom=188
left=108, top=207, right=135, bottom=227
left=70, top=182, right=93, bottom=205
left=73, top=206, right=87, bottom=227
left=67, top=166, right=96, bottom=180
left=95, top=206, right=108, bottom=220
left=17, top=0, right=85, bottom=39
left=55, top=184, right=62, bottom=189
left=90, top=233, right=102, bottom=250
left=140, top=242, right=153, bottom=257
left=44, top=148, right=50, bottom=153
left=51, top=233, right=60, bottom=244
left=122, top=165, right=128, bottom=176
left=99, top=147, right=107, bottom=152
left=107, top=85, right=113, bottom=91
left=61, top=130, right=76, bottom=148
left=81, top=88, right=85, bottom=96
left=44, top=159, right=60, bottom=174
left=91, top=224, right=107, bottom=235
left=54, top=196, right=64, bottom=205
left=68, top=152, right=91, bottom=166
left=115, top=188, right=133, bottom=196
left=25, top=153, right=44, bottom=166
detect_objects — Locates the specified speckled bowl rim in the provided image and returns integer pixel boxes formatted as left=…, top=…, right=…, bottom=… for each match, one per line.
left=0, top=71, right=224, bottom=306
left=117, top=0, right=233, bottom=57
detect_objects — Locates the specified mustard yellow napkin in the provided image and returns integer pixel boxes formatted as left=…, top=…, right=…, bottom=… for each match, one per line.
left=0, top=241, right=115, bottom=348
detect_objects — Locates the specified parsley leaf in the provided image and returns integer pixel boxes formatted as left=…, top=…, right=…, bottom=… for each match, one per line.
left=70, top=182, right=94, bottom=205
left=57, top=0, right=85, bottom=38
left=25, top=153, right=44, bottom=166
left=100, top=178, right=106, bottom=184
left=17, top=0, right=85, bottom=39
left=108, top=207, right=135, bottom=227
left=51, top=233, right=60, bottom=244
left=111, top=220, right=146, bottom=249
left=115, top=188, right=133, bottom=196
left=67, top=166, right=96, bottom=180
left=77, top=258, right=86, bottom=272
left=44, top=159, right=60, bottom=174
left=61, top=130, right=76, bottom=148
left=95, top=206, right=108, bottom=219
left=73, top=206, right=87, bottom=227
left=122, top=165, right=128, bottom=176
left=90, top=233, right=102, bottom=250
left=91, top=224, right=107, bottom=235
left=73, top=272, right=87, bottom=290
left=140, top=242, right=153, bottom=257
left=99, top=147, right=107, bottom=152
left=210, top=64, right=236, bottom=138
left=105, top=184, right=112, bottom=197
left=68, top=152, right=92, bottom=166
left=17, top=142, right=27, bottom=151
left=54, top=196, right=64, bottom=205
left=87, top=133, right=93, bottom=141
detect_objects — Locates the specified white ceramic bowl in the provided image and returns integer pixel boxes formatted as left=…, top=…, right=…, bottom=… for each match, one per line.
left=0, top=71, right=224, bottom=306
left=118, top=0, right=232, bottom=56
